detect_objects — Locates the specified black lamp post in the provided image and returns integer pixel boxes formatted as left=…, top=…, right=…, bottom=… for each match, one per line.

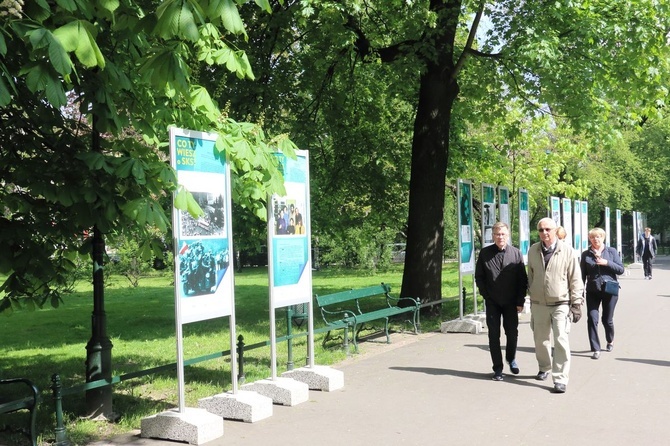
left=84, top=123, right=114, bottom=418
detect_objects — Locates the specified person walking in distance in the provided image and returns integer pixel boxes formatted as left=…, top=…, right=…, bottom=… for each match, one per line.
left=636, top=227, right=657, bottom=280
left=527, top=218, right=584, bottom=393
left=580, top=228, right=625, bottom=359
left=475, top=222, right=528, bottom=381
left=555, top=226, right=567, bottom=241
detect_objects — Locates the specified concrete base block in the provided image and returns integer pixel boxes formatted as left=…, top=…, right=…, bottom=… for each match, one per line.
left=241, top=377, right=309, bottom=406
left=467, top=313, right=487, bottom=329
left=140, top=407, right=223, bottom=445
left=281, top=365, right=344, bottom=392
left=440, top=317, right=482, bottom=334
left=198, top=390, right=272, bottom=423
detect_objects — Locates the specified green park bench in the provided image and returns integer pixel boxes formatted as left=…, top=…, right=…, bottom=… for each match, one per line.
left=0, top=378, right=40, bottom=446
left=315, top=283, right=420, bottom=353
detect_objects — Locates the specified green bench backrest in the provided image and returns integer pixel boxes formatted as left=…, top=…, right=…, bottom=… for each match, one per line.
left=315, top=284, right=391, bottom=307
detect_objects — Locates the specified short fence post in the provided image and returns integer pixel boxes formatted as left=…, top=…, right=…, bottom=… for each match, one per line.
left=237, top=335, right=245, bottom=384
left=51, top=374, right=71, bottom=446
left=286, top=307, right=294, bottom=370
left=462, top=287, right=467, bottom=313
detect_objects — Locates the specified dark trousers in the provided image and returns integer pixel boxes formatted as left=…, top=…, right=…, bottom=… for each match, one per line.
left=642, top=255, right=653, bottom=277
left=485, top=300, right=519, bottom=373
left=586, top=290, right=618, bottom=352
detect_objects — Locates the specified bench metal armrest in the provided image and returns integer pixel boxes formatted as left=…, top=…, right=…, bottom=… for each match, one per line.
left=0, top=378, right=40, bottom=409
left=0, top=377, right=40, bottom=446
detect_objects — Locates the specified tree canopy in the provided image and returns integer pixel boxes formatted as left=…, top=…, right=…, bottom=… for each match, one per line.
left=2, top=0, right=670, bottom=312
left=205, top=0, right=670, bottom=307
left=0, top=0, right=295, bottom=312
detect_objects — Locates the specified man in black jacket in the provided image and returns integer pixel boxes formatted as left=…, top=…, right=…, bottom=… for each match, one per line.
left=475, top=222, right=529, bottom=381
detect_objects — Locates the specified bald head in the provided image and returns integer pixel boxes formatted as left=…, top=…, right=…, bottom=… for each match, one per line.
left=537, top=218, right=557, bottom=246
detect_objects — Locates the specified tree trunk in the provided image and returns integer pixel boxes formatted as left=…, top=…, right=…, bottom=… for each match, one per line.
left=400, top=53, right=459, bottom=312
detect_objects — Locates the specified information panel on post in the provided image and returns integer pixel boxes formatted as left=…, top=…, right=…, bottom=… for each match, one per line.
left=458, top=179, right=474, bottom=274
left=268, top=150, right=312, bottom=309
left=518, top=189, right=530, bottom=264
left=170, top=127, right=235, bottom=325
left=481, top=183, right=496, bottom=248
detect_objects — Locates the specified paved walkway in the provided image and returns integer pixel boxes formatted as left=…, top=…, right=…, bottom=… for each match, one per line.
left=96, top=256, right=670, bottom=446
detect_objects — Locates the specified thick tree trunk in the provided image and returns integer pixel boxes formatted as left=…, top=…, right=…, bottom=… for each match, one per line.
left=400, top=59, right=459, bottom=312
left=400, top=0, right=462, bottom=311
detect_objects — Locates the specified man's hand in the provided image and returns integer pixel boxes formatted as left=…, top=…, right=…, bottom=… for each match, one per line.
left=570, top=304, right=582, bottom=323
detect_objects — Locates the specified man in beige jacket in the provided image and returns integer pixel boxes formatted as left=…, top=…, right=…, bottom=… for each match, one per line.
left=527, top=218, right=584, bottom=393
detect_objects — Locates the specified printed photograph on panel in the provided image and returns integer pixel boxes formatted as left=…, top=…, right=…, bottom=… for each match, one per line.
left=180, top=191, right=226, bottom=237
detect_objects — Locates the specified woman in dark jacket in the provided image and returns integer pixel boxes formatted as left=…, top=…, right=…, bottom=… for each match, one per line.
left=580, top=228, right=625, bottom=359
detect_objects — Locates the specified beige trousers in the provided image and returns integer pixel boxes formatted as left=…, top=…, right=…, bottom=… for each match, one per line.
left=530, top=303, right=572, bottom=385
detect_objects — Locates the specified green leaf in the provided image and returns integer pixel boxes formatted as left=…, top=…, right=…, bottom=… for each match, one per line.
left=238, top=52, right=254, bottom=80
left=53, top=21, right=105, bottom=69
left=155, top=0, right=200, bottom=41
left=254, top=0, right=272, bottom=14
left=174, top=186, right=189, bottom=210
left=117, top=158, right=134, bottom=178
left=153, top=207, right=169, bottom=232
left=56, top=0, right=78, bottom=12
left=278, top=137, right=298, bottom=156
left=52, top=22, right=81, bottom=52
left=75, top=22, right=106, bottom=68
left=186, top=192, right=204, bottom=218
left=155, top=0, right=180, bottom=39
left=104, top=202, right=117, bottom=222
left=47, top=33, right=73, bottom=75
left=44, top=75, right=67, bottom=107
left=84, top=190, right=97, bottom=203
left=28, top=28, right=50, bottom=50
left=225, top=53, right=240, bottom=73
left=220, top=0, right=246, bottom=37
left=57, top=188, right=74, bottom=206
left=190, top=86, right=219, bottom=119
left=160, top=166, right=178, bottom=184
left=213, top=46, right=233, bottom=65
left=232, top=138, right=252, bottom=159
left=50, top=294, right=61, bottom=309
left=142, top=202, right=154, bottom=225
left=206, top=0, right=226, bottom=17
left=25, top=64, right=49, bottom=92
left=139, top=47, right=190, bottom=93
left=99, top=0, right=120, bottom=13
left=120, top=199, right=142, bottom=219
left=177, top=2, right=200, bottom=42
left=254, top=205, right=267, bottom=220
left=0, top=62, right=15, bottom=106
left=131, top=159, right=146, bottom=183
left=31, top=0, right=51, bottom=19
left=77, top=152, right=109, bottom=170
left=139, top=241, right=153, bottom=261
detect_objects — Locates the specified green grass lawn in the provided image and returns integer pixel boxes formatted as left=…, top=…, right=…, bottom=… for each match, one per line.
left=1, top=263, right=470, bottom=445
